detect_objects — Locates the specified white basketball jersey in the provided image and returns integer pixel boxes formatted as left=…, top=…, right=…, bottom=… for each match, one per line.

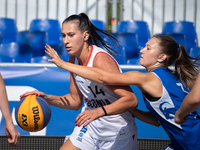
left=73, top=45, right=137, bottom=140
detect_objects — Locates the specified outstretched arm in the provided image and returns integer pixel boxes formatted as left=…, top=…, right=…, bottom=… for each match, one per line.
left=175, top=73, right=200, bottom=124
left=0, top=74, right=20, bottom=146
left=45, top=44, right=146, bottom=87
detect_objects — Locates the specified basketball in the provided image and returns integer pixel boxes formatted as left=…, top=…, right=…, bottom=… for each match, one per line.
left=15, top=95, right=51, bottom=132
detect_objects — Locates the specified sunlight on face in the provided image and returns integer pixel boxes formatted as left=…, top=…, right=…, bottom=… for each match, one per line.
left=140, top=37, right=160, bottom=71
left=61, top=21, right=85, bottom=56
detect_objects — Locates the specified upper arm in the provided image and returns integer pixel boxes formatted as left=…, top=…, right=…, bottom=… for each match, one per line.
left=93, top=53, right=138, bottom=110
left=94, top=55, right=162, bottom=97
left=187, top=73, right=200, bottom=103
left=93, top=53, right=135, bottom=97
left=67, top=56, right=83, bottom=108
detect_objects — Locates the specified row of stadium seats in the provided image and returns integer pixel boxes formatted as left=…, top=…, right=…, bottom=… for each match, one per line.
left=0, top=18, right=199, bottom=64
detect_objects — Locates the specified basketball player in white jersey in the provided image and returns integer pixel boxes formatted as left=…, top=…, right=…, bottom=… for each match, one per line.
left=21, top=13, right=138, bottom=150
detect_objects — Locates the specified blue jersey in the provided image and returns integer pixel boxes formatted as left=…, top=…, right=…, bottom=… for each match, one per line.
left=143, top=67, right=200, bottom=150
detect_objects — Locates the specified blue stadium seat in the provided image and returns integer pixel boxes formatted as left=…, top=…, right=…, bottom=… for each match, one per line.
left=60, top=50, right=71, bottom=62
left=162, top=21, right=197, bottom=52
left=189, top=47, right=200, bottom=58
left=104, top=34, right=127, bottom=64
left=0, top=55, right=14, bottom=63
left=0, top=31, right=3, bottom=44
left=189, top=47, right=200, bottom=64
left=127, top=57, right=141, bottom=65
left=110, top=32, right=140, bottom=60
left=17, top=30, right=48, bottom=57
left=29, top=19, right=64, bottom=55
left=154, top=33, right=188, bottom=53
left=31, top=55, right=52, bottom=63
left=91, top=20, right=106, bottom=30
left=0, top=18, right=18, bottom=43
left=117, top=20, right=150, bottom=49
left=0, top=42, right=32, bottom=62
left=91, top=20, right=107, bottom=40
left=111, top=46, right=127, bottom=65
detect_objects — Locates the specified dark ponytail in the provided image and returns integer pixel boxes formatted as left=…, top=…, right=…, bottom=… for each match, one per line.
left=154, top=35, right=200, bottom=90
left=62, top=13, right=120, bottom=57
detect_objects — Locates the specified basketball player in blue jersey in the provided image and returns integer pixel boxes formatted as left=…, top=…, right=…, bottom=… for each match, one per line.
left=20, top=13, right=138, bottom=150
left=45, top=35, right=200, bottom=150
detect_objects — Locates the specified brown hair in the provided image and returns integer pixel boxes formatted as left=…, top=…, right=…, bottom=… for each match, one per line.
left=154, top=35, right=200, bottom=90
left=62, top=13, right=120, bottom=57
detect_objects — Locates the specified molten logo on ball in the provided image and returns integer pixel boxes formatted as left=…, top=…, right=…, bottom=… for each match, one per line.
left=15, top=95, right=51, bottom=132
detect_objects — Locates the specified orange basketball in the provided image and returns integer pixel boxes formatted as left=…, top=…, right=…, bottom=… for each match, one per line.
left=15, top=95, right=51, bottom=132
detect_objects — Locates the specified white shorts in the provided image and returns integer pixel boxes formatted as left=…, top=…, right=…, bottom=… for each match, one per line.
left=64, top=126, right=137, bottom=150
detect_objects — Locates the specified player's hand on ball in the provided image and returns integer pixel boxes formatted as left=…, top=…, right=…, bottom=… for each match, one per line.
left=75, top=109, right=103, bottom=127
left=45, top=44, right=65, bottom=69
left=20, top=90, right=44, bottom=99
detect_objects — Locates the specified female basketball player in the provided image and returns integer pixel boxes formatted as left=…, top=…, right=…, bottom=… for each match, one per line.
left=20, top=13, right=138, bottom=150
left=45, top=35, right=200, bottom=149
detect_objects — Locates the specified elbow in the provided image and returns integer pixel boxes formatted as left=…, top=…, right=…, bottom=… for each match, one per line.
left=190, top=97, right=200, bottom=106
left=186, top=92, right=200, bottom=107
left=74, top=103, right=82, bottom=111
left=131, top=94, right=138, bottom=109
left=127, top=94, right=138, bottom=110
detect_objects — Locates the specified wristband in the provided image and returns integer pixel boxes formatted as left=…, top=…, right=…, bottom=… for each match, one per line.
left=101, top=105, right=107, bottom=116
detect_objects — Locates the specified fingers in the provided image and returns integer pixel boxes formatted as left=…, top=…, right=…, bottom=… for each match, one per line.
left=19, top=90, right=40, bottom=99
left=5, top=124, right=20, bottom=146
left=7, top=133, right=20, bottom=146
left=45, top=43, right=58, bottom=57
left=75, top=110, right=98, bottom=127
left=75, top=112, right=89, bottom=127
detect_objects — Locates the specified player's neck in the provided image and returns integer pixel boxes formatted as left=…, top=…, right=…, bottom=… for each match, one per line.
left=78, top=44, right=91, bottom=66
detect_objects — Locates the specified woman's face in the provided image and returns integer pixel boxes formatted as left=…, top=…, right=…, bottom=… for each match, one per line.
left=61, top=21, right=86, bottom=56
left=140, top=37, right=161, bottom=71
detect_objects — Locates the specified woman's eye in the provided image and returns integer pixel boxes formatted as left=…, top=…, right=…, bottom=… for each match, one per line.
left=68, top=34, right=74, bottom=37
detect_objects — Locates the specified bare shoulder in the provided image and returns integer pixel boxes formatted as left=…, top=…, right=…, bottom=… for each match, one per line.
left=93, top=52, right=120, bottom=73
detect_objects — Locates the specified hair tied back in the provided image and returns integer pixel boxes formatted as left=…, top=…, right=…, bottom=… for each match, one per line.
left=176, top=43, right=179, bottom=49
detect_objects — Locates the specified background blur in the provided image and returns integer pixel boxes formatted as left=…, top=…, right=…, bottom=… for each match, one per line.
left=0, top=0, right=200, bottom=44
left=0, top=1, right=200, bottom=149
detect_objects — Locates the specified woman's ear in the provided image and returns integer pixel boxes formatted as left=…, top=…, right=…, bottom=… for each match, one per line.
left=157, top=54, right=167, bottom=63
left=83, top=31, right=89, bottom=40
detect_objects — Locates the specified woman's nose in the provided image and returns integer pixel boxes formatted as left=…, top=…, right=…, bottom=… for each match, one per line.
left=63, top=37, right=69, bottom=44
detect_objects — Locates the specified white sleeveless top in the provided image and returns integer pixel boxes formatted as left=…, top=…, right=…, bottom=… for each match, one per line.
left=73, top=45, right=137, bottom=140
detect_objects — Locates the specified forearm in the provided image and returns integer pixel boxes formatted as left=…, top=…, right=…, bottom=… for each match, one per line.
left=176, top=93, right=200, bottom=119
left=61, top=62, right=109, bottom=84
left=42, top=93, right=82, bottom=110
left=103, top=94, right=138, bottom=116
left=130, top=109, right=160, bottom=127
left=0, top=76, right=12, bottom=124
